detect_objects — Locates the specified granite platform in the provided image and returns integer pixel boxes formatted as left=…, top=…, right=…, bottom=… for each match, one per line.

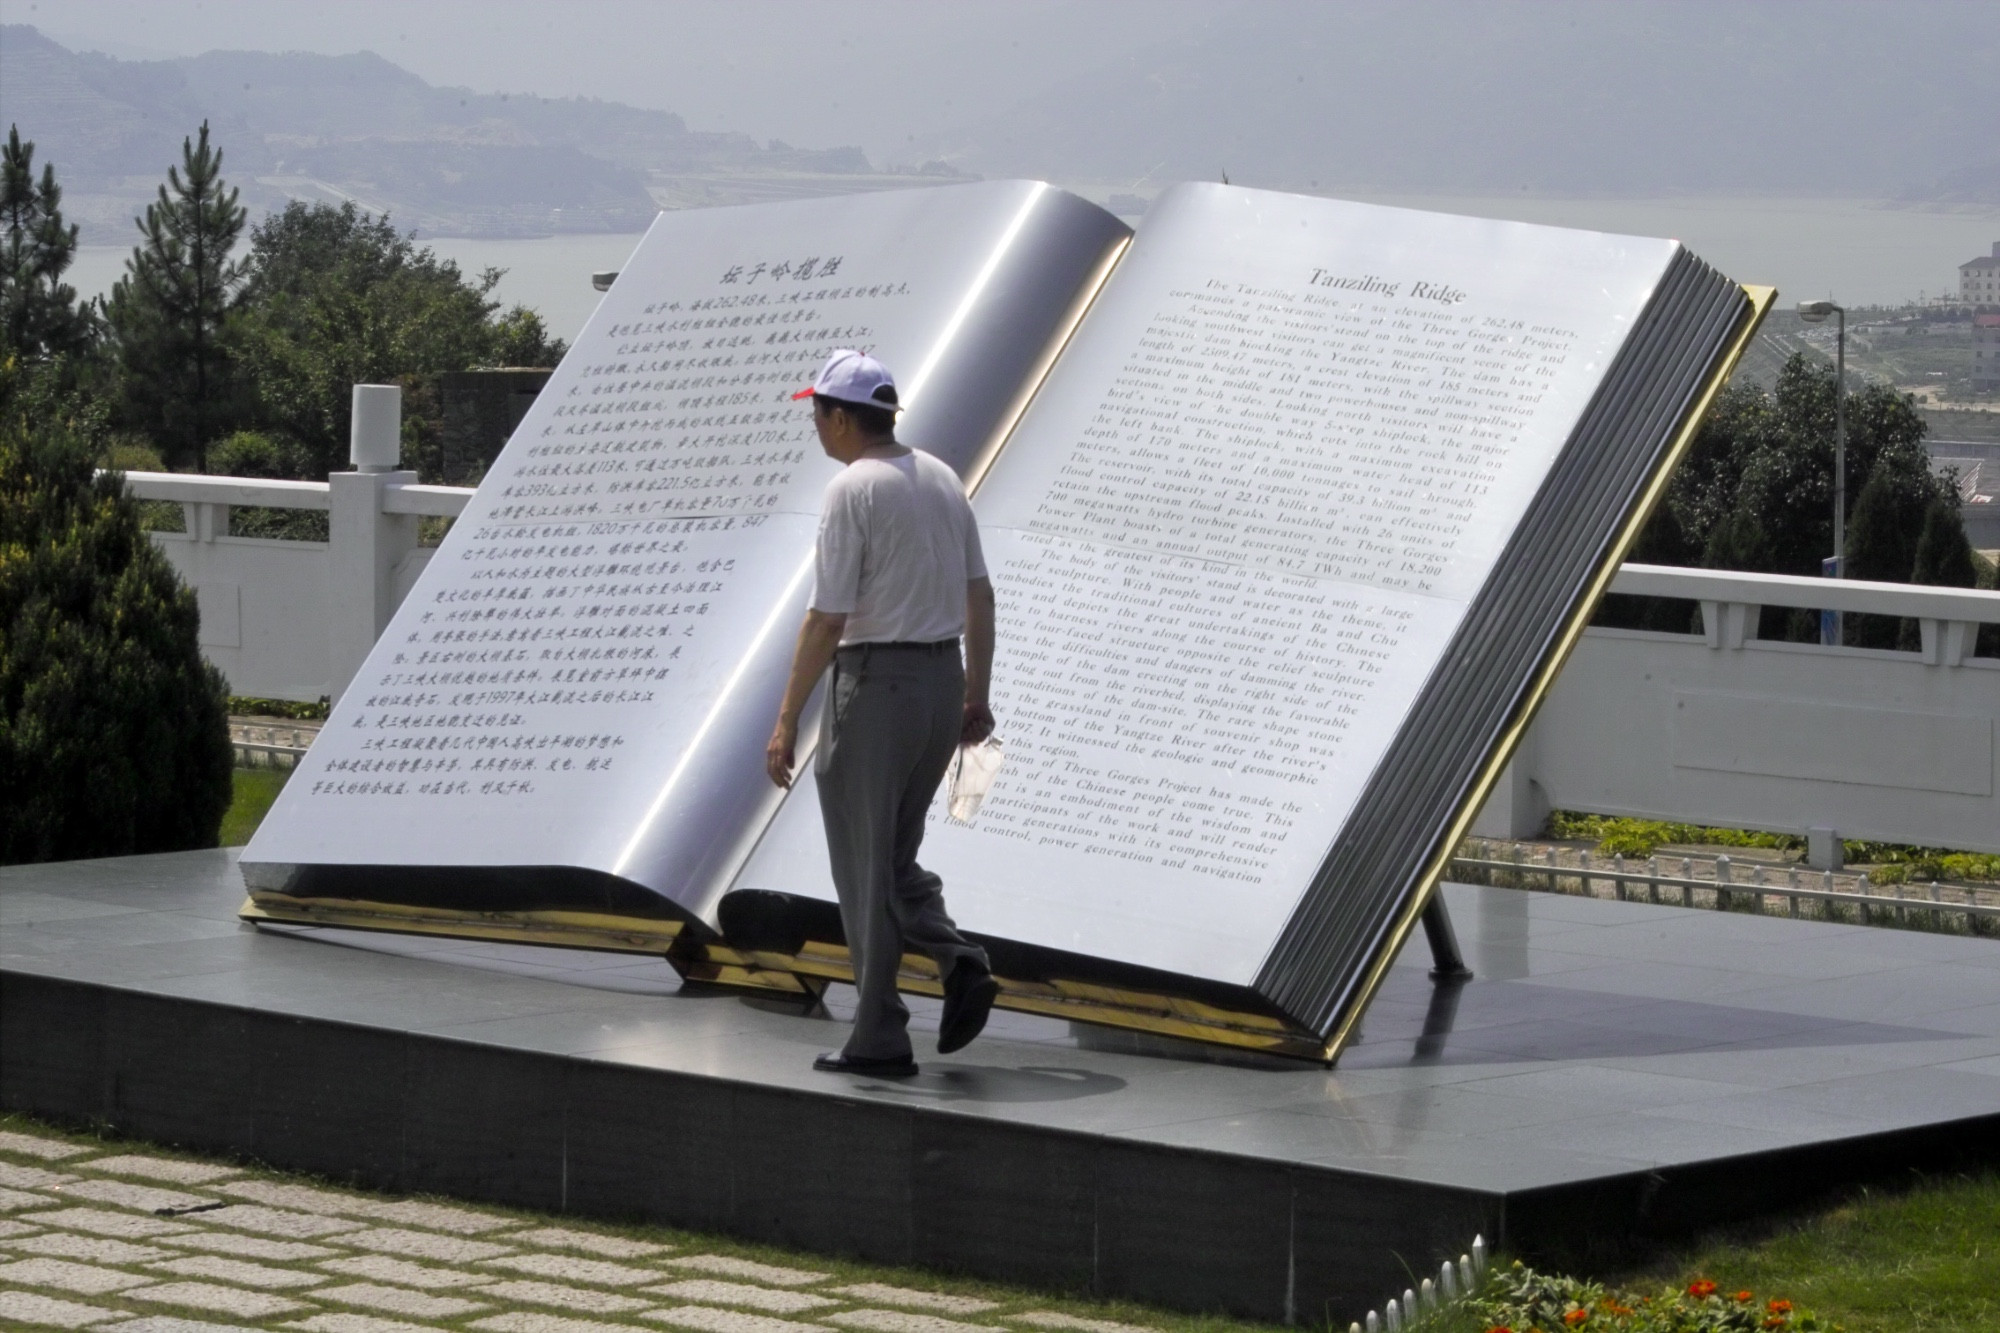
left=4, top=850, right=1998, bottom=1324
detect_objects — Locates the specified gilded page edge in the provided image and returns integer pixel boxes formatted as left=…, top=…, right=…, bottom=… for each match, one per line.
left=1319, top=281, right=1779, bottom=1065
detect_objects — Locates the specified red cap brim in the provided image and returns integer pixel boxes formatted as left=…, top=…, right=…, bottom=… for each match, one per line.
left=790, top=387, right=816, bottom=400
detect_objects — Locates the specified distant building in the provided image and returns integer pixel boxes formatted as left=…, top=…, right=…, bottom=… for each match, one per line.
left=1963, top=242, right=2000, bottom=306
left=1975, top=314, right=2000, bottom=394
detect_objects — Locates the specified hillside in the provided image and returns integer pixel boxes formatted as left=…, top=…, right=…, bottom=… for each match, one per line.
left=0, top=25, right=946, bottom=240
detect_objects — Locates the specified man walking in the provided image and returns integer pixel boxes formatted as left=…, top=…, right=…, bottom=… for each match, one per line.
left=766, top=349, right=1000, bottom=1077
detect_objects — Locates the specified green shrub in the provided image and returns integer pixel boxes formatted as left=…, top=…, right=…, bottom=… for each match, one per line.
left=1459, top=1260, right=1832, bottom=1331
left=1545, top=812, right=1801, bottom=859
left=0, top=413, right=233, bottom=863
left=227, top=694, right=328, bottom=720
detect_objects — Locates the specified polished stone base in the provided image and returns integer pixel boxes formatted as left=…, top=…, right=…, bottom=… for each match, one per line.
left=5, top=851, right=1998, bottom=1324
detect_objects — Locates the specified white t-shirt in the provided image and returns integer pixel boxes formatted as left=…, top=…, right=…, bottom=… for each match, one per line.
left=811, top=447, right=988, bottom=645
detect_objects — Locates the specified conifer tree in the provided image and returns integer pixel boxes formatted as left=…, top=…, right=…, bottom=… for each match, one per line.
left=0, top=410, right=234, bottom=863
left=1897, top=490, right=1980, bottom=651
left=1909, top=491, right=1978, bottom=588
left=104, top=121, right=245, bottom=471
left=1843, top=463, right=1933, bottom=648
left=0, top=126, right=94, bottom=371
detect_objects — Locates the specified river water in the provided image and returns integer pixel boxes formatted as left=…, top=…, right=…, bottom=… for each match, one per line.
left=64, top=194, right=2000, bottom=345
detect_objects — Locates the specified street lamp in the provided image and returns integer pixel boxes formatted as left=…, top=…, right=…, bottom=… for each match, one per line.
left=1798, top=299, right=1845, bottom=644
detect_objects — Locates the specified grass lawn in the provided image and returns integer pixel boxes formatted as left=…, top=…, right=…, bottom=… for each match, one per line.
left=218, top=765, right=290, bottom=845
left=1429, top=1172, right=2000, bottom=1331
left=1613, top=1171, right=2000, bottom=1333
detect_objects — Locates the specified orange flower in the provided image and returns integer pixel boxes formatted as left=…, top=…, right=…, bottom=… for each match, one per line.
left=1767, top=1300, right=1793, bottom=1314
left=1563, top=1311, right=1588, bottom=1327
left=1735, top=1291, right=1754, bottom=1303
left=1687, top=1279, right=1718, bottom=1298
left=1762, top=1319, right=1788, bottom=1329
left=1484, top=1327, right=1513, bottom=1333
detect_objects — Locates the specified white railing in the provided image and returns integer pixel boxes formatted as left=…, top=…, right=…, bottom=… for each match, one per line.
left=106, top=393, right=2000, bottom=857
left=1610, top=563, right=1995, bottom=665
left=119, top=468, right=474, bottom=704
left=1475, top=563, right=2000, bottom=856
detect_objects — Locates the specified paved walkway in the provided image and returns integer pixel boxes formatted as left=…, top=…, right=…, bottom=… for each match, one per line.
left=0, top=1125, right=1166, bottom=1333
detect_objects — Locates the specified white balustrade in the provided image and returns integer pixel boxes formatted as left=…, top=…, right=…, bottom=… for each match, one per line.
left=1474, top=562, right=2000, bottom=854
left=100, top=398, right=2000, bottom=857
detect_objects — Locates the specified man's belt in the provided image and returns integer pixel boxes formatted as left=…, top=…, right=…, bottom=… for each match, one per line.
left=836, top=639, right=959, bottom=655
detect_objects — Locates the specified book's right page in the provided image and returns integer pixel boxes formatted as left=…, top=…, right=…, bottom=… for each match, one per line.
left=739, top=182, right=1683, bottom=989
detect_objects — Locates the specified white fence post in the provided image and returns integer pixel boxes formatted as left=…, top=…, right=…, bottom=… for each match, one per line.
left=327, top=385, right=418, bottom=704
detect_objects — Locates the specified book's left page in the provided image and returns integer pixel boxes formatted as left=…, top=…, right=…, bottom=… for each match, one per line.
left=241, top=181, right=1130, bottom=925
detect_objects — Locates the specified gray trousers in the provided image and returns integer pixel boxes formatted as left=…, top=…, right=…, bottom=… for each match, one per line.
left=816, top=642, right=988, bottom=1060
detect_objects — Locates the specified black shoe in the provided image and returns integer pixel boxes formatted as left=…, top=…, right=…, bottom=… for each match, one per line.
left=813, top=1051, right=918, bottom=1077
left=938, top=960, right=999, bottom=1054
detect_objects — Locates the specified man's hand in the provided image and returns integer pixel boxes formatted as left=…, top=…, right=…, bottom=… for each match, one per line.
left=766, top=717, right=798, bottom=788
left=767, top=607, right=846, bottom=790
left=961, top=702, right=994, bottom=746
left=962, top=576, right=995, bottom=746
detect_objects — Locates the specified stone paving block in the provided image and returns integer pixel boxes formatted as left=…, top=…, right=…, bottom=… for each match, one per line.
left=481, top=1252, right=659, bottom=1286
left=119, top=1319, right=266, bottom=1333
left=22, top=1206, right=194, bottom=1238
left=477, top=1279, right=652, bottom=1315
left=286, top=1316, right=444, bottom=1333
left=826, top=1286, right=999, bottom=1315
left=8, top=1230, right=174, bottom=1264
left=0, top=1131, right=94, bottom=1161
left=216, top=1180, right=370, bottom=1214
left=827, top=1310, right=995, bottom=1333
left=0, top=1289, right=124, bottom=1328
left=474, top=1313, right=644, bottom=1333
left=0, top=1159, right=77, bottom=1189
left=150, top=1252, right=333, bottom=1289
left=645, top=1280, right=840, bottom=1314
left=199, top=1204, right=368, bottom=1239
left=645, top=1305, right=835, bottom=1333
left=160, top=1229, right=343, bottom=1262
left=84, top=1155, right=242, bottom=1186
left=0, top=1184, right=55, bottom=1210
left=1016, top=1313, right=1162, bottom=1333
left=663, top=1255, right=831, bottom=1287
left=57, top=1178, right=218, bottom=1213
left=352, top=1199, right=516, bottom=1234
left=504, top=1226, right=671, bottom=1259
left=125, top=1280, right=311, bottom=1319
left=341, top=1226, right=513, bottom=1263
left=312, top=1281, right=492, bottom=1319
left=0, top=1217, right=41, bottom=1237
left=0, top=1255, right=154, bottom=1294
left=318, top=1252, right=495, bottom=1289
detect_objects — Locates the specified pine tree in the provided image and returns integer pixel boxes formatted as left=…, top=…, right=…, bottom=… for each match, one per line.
left=0, top=411, right=234, bottom=863
left=1909, top=490, right=1978, bottom=589
left=1897, top=490, right=1979, bottom=652
left=104, top=121, right=245, bottom=471
left=1, top=126, right=95, bottom=372
left=1843, top=463, right=1933, bottom=648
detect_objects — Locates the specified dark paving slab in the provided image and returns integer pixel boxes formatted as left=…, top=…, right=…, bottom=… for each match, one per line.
left=4, top=850, right=1997, bottom=1322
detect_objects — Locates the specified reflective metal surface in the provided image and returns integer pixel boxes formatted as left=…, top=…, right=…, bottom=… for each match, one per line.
left=242, top=181, right=1131, bottom=925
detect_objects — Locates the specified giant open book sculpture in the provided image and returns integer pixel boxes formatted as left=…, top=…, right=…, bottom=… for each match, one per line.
left=241, top=180, right=1771, bottom=1061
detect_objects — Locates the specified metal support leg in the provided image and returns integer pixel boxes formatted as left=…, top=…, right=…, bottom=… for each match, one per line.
left=1421, top=894, right=1473, bottom=981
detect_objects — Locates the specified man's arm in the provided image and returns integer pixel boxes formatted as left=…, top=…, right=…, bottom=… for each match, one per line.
left=766, top=608, right=847, bottom=788
left=962, top=575, right=995, bottom=744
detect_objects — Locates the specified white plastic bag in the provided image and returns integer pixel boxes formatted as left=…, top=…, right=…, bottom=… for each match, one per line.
left=945, top=737, right=1004, bottom=824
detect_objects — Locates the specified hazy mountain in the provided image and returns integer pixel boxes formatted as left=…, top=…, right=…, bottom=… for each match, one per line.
left=0, top=24, right=900, bottom=240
